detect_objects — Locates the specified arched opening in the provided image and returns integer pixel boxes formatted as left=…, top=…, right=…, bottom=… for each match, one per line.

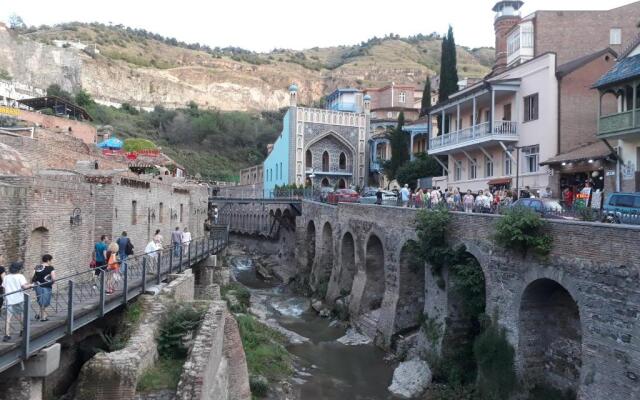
left=305, top=221, right=316, bottom=273
left=600, top=90, right=620, bottom=116
left=519, top=279, right=581, bottom=395
left=305, top=149, right=313, bottom=169
left=395, top=240, right=425, bottom=333
left=339, top=152, right=347, bottom=170
left=441, top=250, right=486, bottom=384
left=339, top=232, right=356, bottom=296
left=322, top=151, right=330, bottom=172
left=321, top=178, right=330, bottom=187
left=337, top=178, right=346, bottom=189
left=362, top=234, right=385, bottom=316
left=25, top=227, right=50, bottom=268
left=313, top=222, right=333, bottom=294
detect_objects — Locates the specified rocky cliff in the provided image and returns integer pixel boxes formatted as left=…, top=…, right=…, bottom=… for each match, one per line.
left=0, top=23, right=494, bottom=111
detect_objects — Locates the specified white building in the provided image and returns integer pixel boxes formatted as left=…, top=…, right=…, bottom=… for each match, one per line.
left=0, top=79, right=46, bottom=108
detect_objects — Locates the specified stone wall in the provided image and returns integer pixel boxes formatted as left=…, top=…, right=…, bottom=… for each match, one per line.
left=175, top=301, right=251, bottom=400
left=297, top=201, right=640, bottom=400
left=74, top=271, right=195, bottom=400
left=0, top=183, right=28, bottom=265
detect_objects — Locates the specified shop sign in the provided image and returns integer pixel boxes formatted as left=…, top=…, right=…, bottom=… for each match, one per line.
left=605, top=170, right=615, bottom=176
left=622, top=161, right=636, bottom=180
left=0, top=106, right=20, bottom=116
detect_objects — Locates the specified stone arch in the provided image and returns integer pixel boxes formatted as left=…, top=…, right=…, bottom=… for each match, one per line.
left=305, top=220, right=316, bottom=273
left=519, top=278, right=581, bottom=394
left=322, top=151, right=330, bottom=172
left=305, top=149, right=312, bottom=169
left=25, top=227, right=50, bottom=269
left=339, top=152, right=347, bottom=170
left=321, top=178, right=330, bottom=187
left=339, top=231, right=356, bottom=295
left=362, top=233, right=385, bottom=315
left=312, top=222, right=333, bottom=289
left=337, top=178, right=346, bottom=189
left=395, top=239, right=425, bottom=333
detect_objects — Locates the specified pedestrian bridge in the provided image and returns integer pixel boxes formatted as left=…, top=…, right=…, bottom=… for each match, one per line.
left=0, top=226, right=229, bottom=373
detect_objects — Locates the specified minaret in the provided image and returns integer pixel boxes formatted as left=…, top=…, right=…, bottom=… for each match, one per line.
left=289, top=83, right=298, bottom=107
left=363, top=94, right=371, bottom=115
left=492, top=1, right=524, bottom=74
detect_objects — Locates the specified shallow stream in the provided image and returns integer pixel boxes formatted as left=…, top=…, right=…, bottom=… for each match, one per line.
left=230, top=256, right=398, bottom=400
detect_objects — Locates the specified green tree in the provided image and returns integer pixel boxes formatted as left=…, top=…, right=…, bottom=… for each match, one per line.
left=420, top=76, right=431, bottom=117
left=46, top=84, right=72, bottom=101
left=438, top=26, right=459, bottom=102
left=74, top=89, right=94, bottom=107
left=396, top=153, right=442, bottom=188
left=8, top=14, right=26, bottom=30
left=384, top=112, right=409, bottom=180
left=493, top=206, right=553, bottom=258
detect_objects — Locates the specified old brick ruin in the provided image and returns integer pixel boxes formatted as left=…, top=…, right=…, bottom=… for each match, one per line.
left=0, top=126, right=209, bottom=276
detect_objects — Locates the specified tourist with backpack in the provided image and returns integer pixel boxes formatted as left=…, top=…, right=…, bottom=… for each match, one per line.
left=2, top=262, right=32, bottom=341
left=116, top=231, right=134, bottom=273
left=32, top=254, right=56, bottom=322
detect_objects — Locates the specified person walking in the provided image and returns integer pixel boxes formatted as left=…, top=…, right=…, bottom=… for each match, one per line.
left=182, top=227, right=192, bottom=257
left=153, top=229, right=164, bottom=250
left=0, top=263, right=5, bottom=310
left=400, top=184, right=410, bottom=207
left=2, top=262, right=32, bottom=341
left=32, top=254, right=56, bottom=322
left=171, top=226, right=183, bottom=258
left=463, top=190, right=474, bottom=213
left=213, top=206, right=219, bottom=224
left=94, top=235, right=108, bottom=287
left=375, top=188, right=383, bottom=205
left=144, top=237, right=161, bottom=274
left=116, top=231, right=133, bottom=274
left=106, top=242, right=120, bottom=295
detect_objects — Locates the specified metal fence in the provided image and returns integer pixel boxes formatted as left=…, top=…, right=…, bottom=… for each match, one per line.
left=0, top=229, right=228, bottom=373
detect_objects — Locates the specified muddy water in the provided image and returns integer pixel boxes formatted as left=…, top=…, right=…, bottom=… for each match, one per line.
left=230, top=256, right=397, bottom=400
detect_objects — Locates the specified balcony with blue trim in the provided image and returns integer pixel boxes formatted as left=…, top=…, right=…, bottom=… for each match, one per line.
left=326, top=88, right=363, bottom=113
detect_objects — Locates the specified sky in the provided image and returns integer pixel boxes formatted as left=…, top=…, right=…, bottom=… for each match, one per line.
left=1, top=0, right=635, bottom=52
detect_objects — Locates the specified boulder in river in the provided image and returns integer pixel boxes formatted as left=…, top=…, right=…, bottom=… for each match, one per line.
left=336, top=328, right=372, bottom=345
left=387, top=360, right=432, bottom=399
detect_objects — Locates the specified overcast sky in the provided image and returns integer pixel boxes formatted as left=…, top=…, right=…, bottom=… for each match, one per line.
left=2, top=0, right=635, bottom=52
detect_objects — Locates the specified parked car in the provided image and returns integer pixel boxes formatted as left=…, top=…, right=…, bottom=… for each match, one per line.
left=603, top=192, right=640, bottom=223
left=360, top=189, right=398, bottom=205
left=511, top=198, right=575, bottom=219
left=327, top=189, right=360, bottom=205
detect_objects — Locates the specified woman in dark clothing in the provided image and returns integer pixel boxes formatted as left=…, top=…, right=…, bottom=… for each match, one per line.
left=32, top=254, right=56, bottom=322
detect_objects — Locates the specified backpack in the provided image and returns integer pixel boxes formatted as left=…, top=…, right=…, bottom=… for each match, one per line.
left=125, top=239, right=134, bottom=256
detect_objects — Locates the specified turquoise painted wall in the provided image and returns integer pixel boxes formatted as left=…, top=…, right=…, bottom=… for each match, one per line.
left=263, top=110, right=291, bottom=194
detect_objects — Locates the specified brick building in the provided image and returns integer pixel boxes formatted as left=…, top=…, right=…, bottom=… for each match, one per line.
left=0, top=129, right=209, bottom=278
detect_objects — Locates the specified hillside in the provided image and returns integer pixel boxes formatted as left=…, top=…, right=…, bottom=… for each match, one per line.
left=2, top=22, right=494, bottom=111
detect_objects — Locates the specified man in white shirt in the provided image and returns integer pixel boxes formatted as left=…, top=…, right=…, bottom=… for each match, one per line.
left=2, top=262, right=32, bottom=342
left=400, top=185, right=410, bottom=207
left=145, top=238, right=161, bottom=273
left=182, top=227, right=192, bottom=256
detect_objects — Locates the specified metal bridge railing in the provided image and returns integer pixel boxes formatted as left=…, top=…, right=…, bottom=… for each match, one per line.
left=0, top=229, right=228, bottom=373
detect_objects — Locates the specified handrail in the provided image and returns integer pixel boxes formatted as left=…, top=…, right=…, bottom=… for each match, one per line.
left=0, top=230, right=229, bottom=372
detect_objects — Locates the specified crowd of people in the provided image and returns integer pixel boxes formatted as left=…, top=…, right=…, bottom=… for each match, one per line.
left=0, top=225, right=197, bottom=342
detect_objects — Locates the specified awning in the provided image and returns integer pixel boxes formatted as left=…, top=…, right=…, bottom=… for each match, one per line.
left=487, top=178, right=512, bottom=186
left=540, top=141, right=615, bottom=166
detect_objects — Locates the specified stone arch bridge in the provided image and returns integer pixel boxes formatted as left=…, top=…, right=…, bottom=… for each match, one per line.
left=295, top=201, right=640, bottom=400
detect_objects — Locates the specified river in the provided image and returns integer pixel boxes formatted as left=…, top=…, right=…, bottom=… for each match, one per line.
left=229, top=255, right=399, bottom=400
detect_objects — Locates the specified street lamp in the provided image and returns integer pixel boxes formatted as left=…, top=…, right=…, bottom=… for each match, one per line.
left=507, top=145, right=523, bottom=199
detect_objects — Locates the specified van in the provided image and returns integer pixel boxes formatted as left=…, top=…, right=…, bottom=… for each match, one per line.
left=602, top=193, right=640, bottom=223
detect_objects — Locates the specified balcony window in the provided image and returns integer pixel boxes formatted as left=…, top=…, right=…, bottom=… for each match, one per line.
left=454, top=160, right=462, bottom=181
left=470, top=159, right=477, bottom=179
left=504, top=152, right=513, bottom=176
left=523, top=145, right=539, bottom=173
left=339, top=152, right=347, bottom=170
left=306, top=149, right=312, bottom=169
left=485, top=157, right=494, bottom=177
left=322, top=151, right=330, bottom=171
left=503, top=104, right=512, bottom=121
left=524, top=94, right=539, bottom=122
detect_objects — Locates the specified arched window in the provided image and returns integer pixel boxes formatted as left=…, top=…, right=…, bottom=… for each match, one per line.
left=306, top=149, right=313, bottom=169
left=322, top=151, right=329, bottom=172
left=339, top=152, right=346, bottom=170
left=321, top=178, right=330, bottom=187
left=338, top=178, right=346, bottom=189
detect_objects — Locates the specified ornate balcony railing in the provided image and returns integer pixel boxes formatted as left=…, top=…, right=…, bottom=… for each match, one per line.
left=429, top=121, right=519, bottom=151
left=598, top=110, right=638, bottom=136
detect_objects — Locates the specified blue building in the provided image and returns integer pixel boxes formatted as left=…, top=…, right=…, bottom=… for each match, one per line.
left=262, top=84, right=370, bottom=193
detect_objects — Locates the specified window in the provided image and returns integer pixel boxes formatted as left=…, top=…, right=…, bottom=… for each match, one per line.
left=180, top=203, right=184, bottom=223
left=387, top=111, right=393, bottom=118
left=159, top=202, right=164, bottom=223
left=485, top=156, right=494, bottom=177
left=131, top=201, right=137, bottom=225
left=454, top=160, right=462, bottom=181
left=322, top=151, right=330, bottom=171
left=504, top=152, right=513, bottom=176
left=503, top=104, right=512, bottom=121
left=524, top=94, right=539, bottom=122
left=610, top=28, right=622, bottom=45
left=484, top=109, right=491, bottom=123
left=523, top=145, right=539, bottom=173
left=399, top=91, right=406, bottom=103
left=470, top=159, right=477, bottom=179
left=339, top=152, right=346, bottom=169
left=306, top=150, right=312, bottom=169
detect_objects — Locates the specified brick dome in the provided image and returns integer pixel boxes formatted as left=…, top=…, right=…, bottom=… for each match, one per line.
left=0, top=142, right=32, bottom=176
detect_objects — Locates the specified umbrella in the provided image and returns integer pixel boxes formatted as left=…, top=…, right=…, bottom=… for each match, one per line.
left=97, top=137, right=124, bottom=149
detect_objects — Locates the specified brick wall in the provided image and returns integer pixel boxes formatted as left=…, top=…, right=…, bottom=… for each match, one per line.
left=0, top=183, right=28, bottom=265
left=535, top=3, right=640, bottom=65
left=559, top=52, right=617, bottom=153
left=10, top=108, right=97, bottom=144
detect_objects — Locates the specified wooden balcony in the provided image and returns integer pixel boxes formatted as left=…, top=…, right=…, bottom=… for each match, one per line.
left=428, top=121, right=519, bottom=155
left=598, top=109, right=640, bottom=138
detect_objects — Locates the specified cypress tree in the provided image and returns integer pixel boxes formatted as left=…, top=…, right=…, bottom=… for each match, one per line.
left=438, top=25, right=459, bottom=102
left=384, top=112, right=410, bottom=180
left=420, top=76, right=432, bottom=117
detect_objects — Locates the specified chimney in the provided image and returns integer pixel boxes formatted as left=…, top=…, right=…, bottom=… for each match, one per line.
left=492, top=1, right=524, bottom=74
